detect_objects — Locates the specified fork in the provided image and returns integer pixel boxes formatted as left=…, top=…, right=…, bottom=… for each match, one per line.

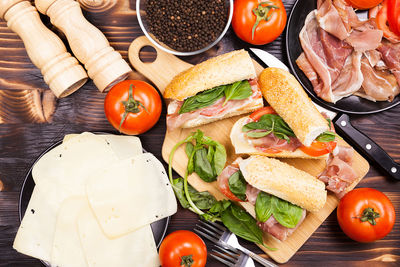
left=211, top=244, right=255, bottom=267
left=194, top=220, right=277, bottom=267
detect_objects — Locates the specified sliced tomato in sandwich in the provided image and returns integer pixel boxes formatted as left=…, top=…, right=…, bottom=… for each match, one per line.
left=249, top=106, right=276, bottom=121
left=299, top=141, right=337, bottom=157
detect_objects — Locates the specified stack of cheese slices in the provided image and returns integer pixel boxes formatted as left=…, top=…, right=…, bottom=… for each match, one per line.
left=13, top=132, right=177, bottom=267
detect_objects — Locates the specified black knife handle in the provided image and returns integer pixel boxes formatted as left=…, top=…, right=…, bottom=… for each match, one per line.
left=333, top=114, right=400, bottom=181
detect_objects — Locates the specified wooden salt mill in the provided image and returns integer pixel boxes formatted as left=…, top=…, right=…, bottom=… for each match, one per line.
left=0, top=0, right=88, bottom=98
left=35, top=0, right=132, bottom=92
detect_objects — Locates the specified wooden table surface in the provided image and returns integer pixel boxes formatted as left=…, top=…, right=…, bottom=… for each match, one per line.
left=0, top=0, right=399, bottom=266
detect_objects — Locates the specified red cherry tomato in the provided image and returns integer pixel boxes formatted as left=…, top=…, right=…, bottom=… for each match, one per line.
left=159, top=230, right=207, bottom=267
left=232, top=0, right=287, bottom=45
left=337, top=188, right=395, bottom=242
left=104, top=80, right=162, bottom=135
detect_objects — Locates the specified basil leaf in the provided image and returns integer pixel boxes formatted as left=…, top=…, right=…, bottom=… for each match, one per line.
left=221, top=205, right=264, bottom=244
left=245, top=130, right=272, bottom=138
left=194, top=148, right=216, bottom=182
left=185, top=142, right=194, bottom=157
left=172, top=178, right=190, bottom=209
left=255, top=191, right=273, bottom=222
left=207, top=145, right=215, bottom=163
left=201, top=136, right=227, bottom=176
left=209, top=200, right=231, bottom=213
left=179, top=86, right=225, bottom=114
left=316, top=131, right=336, bottom=142
left=188, top=186, right=217, bottom=210
left=223, top=80, right=252, bottom=105
left=228, top=171, right=247, bottom=201
left=272, top=196, right=303, bottom=228
left=242, top=114, right=295, bottom=142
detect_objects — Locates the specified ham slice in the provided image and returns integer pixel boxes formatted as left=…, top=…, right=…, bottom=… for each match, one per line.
left=378, top=41, right=400, bottom=86
left=166, top=79, right=262, bottom=131
left=345, top=20, right=383, bottom=52
left=257, top=210, right=307, bottom=241
left=316, top=0, right=349, bottom=40
left=245, top=185, right=260, bottom=205
left=319, top=146, right=357, bottom=199
left=217, top=158, right=243, bottom=201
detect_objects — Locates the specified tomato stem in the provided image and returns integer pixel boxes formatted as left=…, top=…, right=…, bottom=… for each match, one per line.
left=252, top=1, right=279, bottom=40
left=180, top=255, right=194, bottom=267
left=360, top=207, right=380, bottom=225
left=119, top=84, right=148, bottom=132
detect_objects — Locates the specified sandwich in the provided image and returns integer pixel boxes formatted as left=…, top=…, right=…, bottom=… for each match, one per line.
left=217, top=155, right=327, bottom=241
left=230, top=67, right=337, bottom=159
left=164, top=50, right=264, bottom=131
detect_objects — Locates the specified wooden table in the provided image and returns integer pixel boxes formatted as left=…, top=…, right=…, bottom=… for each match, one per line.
left=0, top=0, right=399, bottom=266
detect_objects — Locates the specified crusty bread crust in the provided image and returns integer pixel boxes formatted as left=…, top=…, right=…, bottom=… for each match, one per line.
left=181, top=98, right=263, bottom=128
left=239, top=156, right=327, bottom=213
left=164, top=50, right=257, bottom=101
left=230, top=117, right=329, bottom=159
left=258, top=68, right=329, bottom=147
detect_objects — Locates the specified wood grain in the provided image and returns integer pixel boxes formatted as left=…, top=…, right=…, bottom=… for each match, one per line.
left=0, top=0, right=399, bottom=266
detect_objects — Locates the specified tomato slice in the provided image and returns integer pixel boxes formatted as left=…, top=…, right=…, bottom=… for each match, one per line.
left=387, top=0, right=400, bottom=36
left=375, top=0, right=400, bottom=41
left=249, top=106, right=276, bottom=121
left=299, top=141, right=337, bottom=157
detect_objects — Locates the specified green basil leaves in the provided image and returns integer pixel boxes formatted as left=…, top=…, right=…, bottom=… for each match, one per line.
left=242, top=114, right=295, bottom=142
left=228, top=171, right=247, bottom=201
left=178, top=80, right=252, bottom=114
left=255, top=192, right=303, bottom=228
left=316, top=131, right=336, bottom=142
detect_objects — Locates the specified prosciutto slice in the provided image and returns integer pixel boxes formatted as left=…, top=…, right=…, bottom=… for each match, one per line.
left=316, top=0, right=349, bottom=40
left=378, top=41, right=400, bottom=86
left=247, top=132, right=302, bottom=152
left=356, top=58, right=400, bottom=101
left=257, top=210, right=307, bottom=241
left=166, top=79, right=262, bottom=131
left=345, top=20, right=383, bottom=52
left=318, top=146, right=357, bottom=199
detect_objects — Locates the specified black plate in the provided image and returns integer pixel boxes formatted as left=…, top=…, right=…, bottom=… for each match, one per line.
left=286, top=0, right=400, bottom=114
left=19, top=139, right=169, bottom=265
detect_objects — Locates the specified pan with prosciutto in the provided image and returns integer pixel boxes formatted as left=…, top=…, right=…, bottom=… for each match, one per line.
left=217, top=156, right=327, bottom=241
left=164, top=50, right=264, bottom=131
left=230, top=68, right=337, bottom=159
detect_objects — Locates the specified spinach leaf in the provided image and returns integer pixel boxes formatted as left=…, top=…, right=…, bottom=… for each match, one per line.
left=194, top=148, right=215, bottom=182
left=188, top=185, right=217, bottom=210
left=316, top=131, right=336, bottom=142
left=228, top=171, right=247, bottom=201
left=207, top=145, right=215, bottom=163
left=179, top=86, right=225, bottom=114
left=186, top=143, right=195, bottom=174
left=209, top=200, right=232, bottom=213
left=223, top=80, right=253, bottom=106
left=221, top=205, right=264, bottom=244
left=185, top=142, right=194, bottom=157
left=255, top=191, right=273, bottom=222
left=272, top=196, right=303, bottom=228
left=242, top=114, right=295, bottom=142
left=201, top=136, right=227, bottom=176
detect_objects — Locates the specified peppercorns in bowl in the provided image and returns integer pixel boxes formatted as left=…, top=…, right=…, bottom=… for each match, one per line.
left=136, top=0, right=233, bottom=56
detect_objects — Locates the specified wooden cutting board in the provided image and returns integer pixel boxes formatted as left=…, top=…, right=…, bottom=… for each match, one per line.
left=129, top=36, right=370, bottom=263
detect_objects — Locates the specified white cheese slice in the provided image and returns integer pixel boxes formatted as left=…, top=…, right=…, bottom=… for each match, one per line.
left=63, top=134, right=142, bottom=160
left=51, top=196, right=88, bottom=267
left=86, top=153, right=177, bottom=238
left=32, top=132, right=118, bottom=194
left=13, top=183, right=69, bottom=263
left=77, top=204, right=160, bottom=267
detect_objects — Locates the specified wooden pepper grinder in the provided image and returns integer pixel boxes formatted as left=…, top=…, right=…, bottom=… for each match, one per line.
left=35, top=0, right=132, bottom=92
left=0, top=0, right=88, bottom=98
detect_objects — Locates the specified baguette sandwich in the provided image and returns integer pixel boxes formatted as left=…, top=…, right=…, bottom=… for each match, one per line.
left=230, top=67, right=337, bottom=159
left=164, top=50, right=264, bottom=131
left=217, top=155, right=327, bottom=241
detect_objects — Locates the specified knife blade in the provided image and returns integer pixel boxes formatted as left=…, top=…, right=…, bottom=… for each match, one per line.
left=250, top=47, right=400, bottom=181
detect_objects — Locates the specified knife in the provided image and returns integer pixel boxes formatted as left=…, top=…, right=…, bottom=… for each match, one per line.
left=250, top=47, right=400, bottom=181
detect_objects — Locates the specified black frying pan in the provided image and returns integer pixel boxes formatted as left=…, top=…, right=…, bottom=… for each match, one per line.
left=285, top=0, right=400, bottom=180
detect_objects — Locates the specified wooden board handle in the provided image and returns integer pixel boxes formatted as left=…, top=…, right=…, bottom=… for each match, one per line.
left=128, top=36, right=192, bottom=94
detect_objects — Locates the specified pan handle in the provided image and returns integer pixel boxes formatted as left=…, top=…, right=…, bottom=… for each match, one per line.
left=334, top=114, right=400, bottom=181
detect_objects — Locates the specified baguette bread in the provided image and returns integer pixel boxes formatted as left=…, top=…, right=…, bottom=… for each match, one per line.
left=239, top=155, right=327, bottom=213
left=230, top=117, right=329, bottom=159
left=259, top=68, right=329, bottom=147
left=164, top=50, right=257, bottom=101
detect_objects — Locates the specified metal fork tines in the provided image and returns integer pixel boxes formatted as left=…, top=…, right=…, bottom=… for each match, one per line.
left=211, top=244, right=254, bottom=267
left=194, top=220, right=278, bottom=267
